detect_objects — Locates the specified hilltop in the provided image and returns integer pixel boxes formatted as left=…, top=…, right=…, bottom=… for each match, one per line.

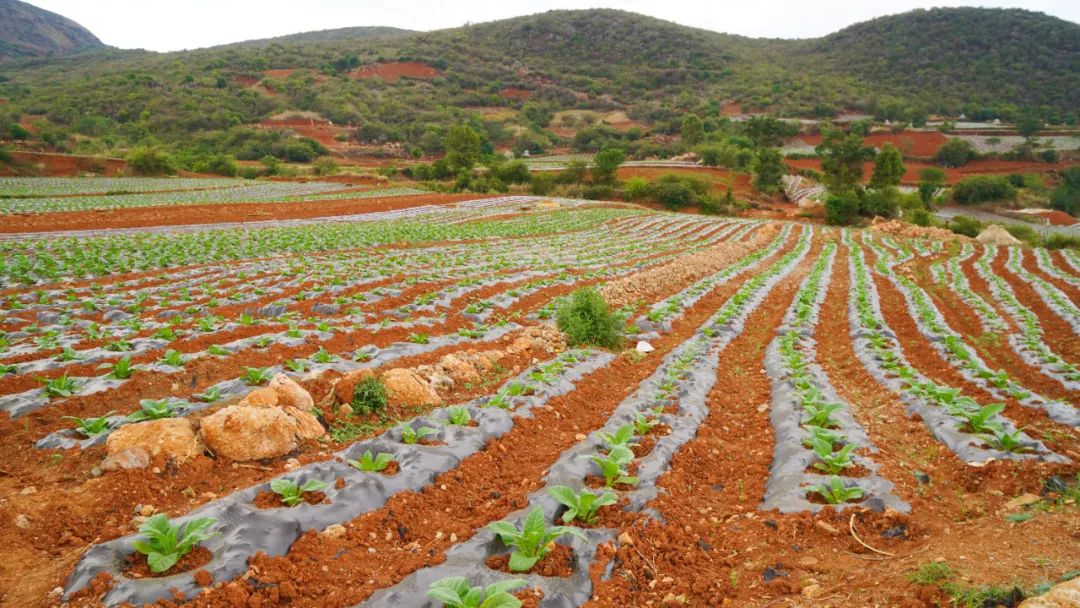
left=0, top=0, right=105, bottom=59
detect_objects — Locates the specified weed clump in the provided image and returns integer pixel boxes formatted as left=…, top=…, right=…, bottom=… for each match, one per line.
left=352, top=376, right=389, bottom=416
left=556, top=288, right=624, bottom=349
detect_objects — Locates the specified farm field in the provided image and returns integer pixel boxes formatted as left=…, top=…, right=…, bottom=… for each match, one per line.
left=0, top=181, right=1077, bottom=608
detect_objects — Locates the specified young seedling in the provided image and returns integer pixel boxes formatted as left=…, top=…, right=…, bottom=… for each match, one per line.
left=598, top=423, right=637, bottom=452
left=446, top=406, right=472, bottom=426
left=195, top=386, right=222, bottom=403
left=398, top=423, right=438, bottom=445
left=125, top=399, right=184, bottom=423
left=159, top=349, right=187, bottom=367
left=801, top=402, right=843, bottom=429
left=809, top=437, right=857, bottom=475
left=269, top=478, right=328, bottom=507
left=63, top=412, right=117, bottom=437
left=408, top=332, right=430, bottom=344
left=132, top=514, right=218, bottom=573
left=40, top=374, right=81, bottom=398
left=982, top=428, right=1031, bottom=453
left=959, top=403, right=1005, bottom=434
left=487, top=506, right=587, bottom=572
left=633, top=412, right=660, bottom=435
left=242, top=367, right=273, bottom=386
left=426, top=576, right=526, bottom=608
left=547, top=486, right=617, bottom=525
left=347, top=450, right=394, bottom=472
left=587, top=445, right=638, bottom=488
left=807, top=476, right=865, bottom=504
left=207, top=345, right=230, bottom=357
left=802, top=425, right=844, bottom=448
left=98, top=356, right=134, bottom=380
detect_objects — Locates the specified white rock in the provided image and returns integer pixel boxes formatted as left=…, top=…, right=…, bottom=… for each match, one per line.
left=636, top=340, right=655, bottom=353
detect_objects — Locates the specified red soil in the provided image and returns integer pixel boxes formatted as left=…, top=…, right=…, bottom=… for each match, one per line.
left=800, top=130, right=948, bottom=158
left=1027, top=209, right=1078, bottom=226
left=499, top=87, right=533, bottom=100
left=264, top=69, right=297, bottom=79
left=0, top=192, right=490, bottom=233
left=350, top=62, right=440, bottom=82
left=720, top=101, right=742, bottom=117
left=1, top=151, right=126, bottom=177
left=233, top=75, right=259, bottom=87
left=257, top=118, right=346, bottom=148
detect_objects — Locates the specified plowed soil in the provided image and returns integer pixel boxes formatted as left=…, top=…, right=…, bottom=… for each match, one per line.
left=350, top=62, right=440, bottom=82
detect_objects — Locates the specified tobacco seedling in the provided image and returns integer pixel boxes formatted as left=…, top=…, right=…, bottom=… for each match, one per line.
left=633, top=412, right=660, bottom=435
left=547, top=486, right=617, bottom=525
left=426, top=576, right=526, bottom=608
left=207, top=345, right=230, bottom=357
left=982, top=428, right=1031, bottom=453
left=159, top=349, right=187, bottom=367
left=125, top=399, right=184, bottom=423
left=588, top=445, right=638, bottom=488
left=598, top=424, right=637, bottom=451
left=959, top=403, right=1005, bottom=434
left=132, top=514, right=218, bottom=573
left=242, top=367, right=273, bottom=386
left=63, top=412, right=116, bottom=437
left=195, top=386, right=222, bottom=403
left=447, top=406, right=472, bottom=426
left=801, top=402, right=842, bottom=428
left=807, top=476, right=864, bottom=504
left=408, top=332, right=430, bottom=344
left=487, top=506, right=587, bottom=572
left=809, top=437, right=857, bottom=475
left=270, top=478, right=328, bottom=507
left=347, top=450, right=394, bottom=472
left=40, top=374, right=81, bottom=398
left=99, top=356, right=134, bottom=380
left=399, top=423, right=438, bottom=445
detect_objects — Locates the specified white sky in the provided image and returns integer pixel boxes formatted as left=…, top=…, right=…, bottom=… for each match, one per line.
left=24, top=0, right=1080, bottom=52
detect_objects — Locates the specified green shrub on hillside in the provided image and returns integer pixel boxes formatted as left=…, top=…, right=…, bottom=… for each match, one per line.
left=952, top=176, right=1017, bottom=205
left=126, top=148, right=177, bottom=176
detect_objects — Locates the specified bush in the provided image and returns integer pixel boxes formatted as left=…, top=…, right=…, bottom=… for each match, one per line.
left=0, top=144, right=11, bottom=164
left=824, top=193, right=860, bottom=226
left=623, top=177, right=649, bottom=201
left=648, top=173, right=711, bottom=209
left=351, top=377, right=388, bottom=416
left=557, top=160, right=587, bottom=185
left=935, top=139, right=975, bottom=168
left=582, top=184, right=614, bottom=200
left=492, top=159, right=531, bottom=185
left=908, top=208, right=932, bottom=226
left=1042, top=233, right=1080, bottom=250
left=556, top=288, right=623, bottom=350
left=1041, top=149, right=1059, bottom=163
left=1004, top=223, right=1039, bottom=246
left=529, top=172, right=557, bottom=196
left=860, top=187, right=900, bottom=218
left=952, top=176, right=1017, bottom=205
left=126, top=147, right=176, bottom=176
left=948, top=215, right=983, bottom=238
left=191, top=154, right=238, bottom=177
left=313, top=157, right=339, bottom=176
left=8, top=123, right=30, bottom=140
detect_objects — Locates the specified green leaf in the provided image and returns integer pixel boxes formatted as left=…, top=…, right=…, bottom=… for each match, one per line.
left=508, top=551, right=540, bottom=572
left=147, top=551, right=179, bottom=574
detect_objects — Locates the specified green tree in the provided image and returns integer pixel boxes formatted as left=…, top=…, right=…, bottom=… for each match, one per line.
left=445, top=124, right=482, bottom=173
left=935, top=138, right=975, bottom=168
left=591, top=148, right=626, bottom=185
left=869, top=143, right=905, bottom=189
left=751, top=147, right=785, bottom=194
left=1015, top=111, right=1042, bottom=140
left=817, top=130, right=875, bottom=195
left=680, top=114, right=704, bottom=147
left=918, top=167, right=947, bottom=204
left=126, top=148, right=176, bottom=176
left=825, top=193, right=860, bottom=226
left=1049, top=166, right=1080, bottom=216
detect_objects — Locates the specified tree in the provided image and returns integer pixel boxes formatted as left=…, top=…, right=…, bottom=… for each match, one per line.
left=751, top=147, right=785, bottom=194
left=1049, top=166, right=1080, bottom=216
left=935, top=138, right=975, bottom=168
left=743, top=116, right=798, bottom=148
left=126, top=148, right=176, bottom=176
left=817, top=130, right=875, bottom=195
left=952, top=176, right=1017, bottom=204
left=591, top=148, right=626, bottom=185
left=557, top=160, right=588, bottom=185
left=869, top=143, right=905, bottom=189
left=918, top=167, right=947, bottom=204
left=825, top=193, right=860, bottom=226
left=680, top=114, right=704, bottom=147
left=1016, top=111, right=1042, bottom=140
left=445, top=124, right=482, bottom=173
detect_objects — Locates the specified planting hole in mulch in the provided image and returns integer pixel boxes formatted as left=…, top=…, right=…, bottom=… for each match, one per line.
left=485, top=543, right=577, bottom=578
left=123, top=546, right=212, bottom=579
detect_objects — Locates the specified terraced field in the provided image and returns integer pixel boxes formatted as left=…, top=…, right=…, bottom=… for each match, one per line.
left=0, top=184, right=1077, bottom=608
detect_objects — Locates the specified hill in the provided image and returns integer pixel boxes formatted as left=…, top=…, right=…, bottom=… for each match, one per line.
left=0, top=0, right=105, bottom=59
left=0, top=7, right=1076, bottom=164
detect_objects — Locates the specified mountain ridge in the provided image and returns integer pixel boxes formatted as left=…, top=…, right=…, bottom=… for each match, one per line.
left=0, top=0, right=105, bottom=59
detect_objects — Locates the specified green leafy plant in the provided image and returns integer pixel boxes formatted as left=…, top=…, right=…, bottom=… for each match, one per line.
left=347, top=450, right=394, bottom=472
left=40, top=374, right=81, bottom=398
left=132, top=514, right=218, bottom=573
left=547, top=486, right=617, bottom=525
left=447, top=406, right=472, bottom=426
left=633, top=412, right=660, bottom=435
left=408, top=332, right=430, bottom=344
left=587, top=445, right=638, bottom=488
left=159, top=349, right=187, bottom=367
left=556, top=288, right=623, bottom=349
left=487, top=506, right=587, bottom=572
left=351, top=376, right=388, bottom=416
left=399, top=423, right=438, bottom=444
left=125, top=399, right=184, bottom=423
left=809, top=437, right=857, bottom=475
left=99, top=356, right=134, bottom=380
left=63, top=412, right=116, bottom=437
left=806, top=476, right=864, bottom=504
left=242, top=367, right=273, bottom=386
left=426, top=576, right=526, bottom=608
left=269, top=478, right=327, bottom=507
left=195, top=386, right=222, bottom=402
left=598, top=424, right=637, bottom=451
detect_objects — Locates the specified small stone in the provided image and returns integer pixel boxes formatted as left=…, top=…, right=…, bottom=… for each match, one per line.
left=320, top=524, right=347, bottom=540
left=139, top=505, right=156, bottom=517
left=636, top=341, right=655, bottom=353
left=1005, top=493, right=1041, bottom=511
left=19, top=486, right=36, bottom=495
left=285, top=458, right=301, bottom=470
left=618, top=531, right=634, bottom=546
left=14, top=514, right=29, bottom=529
left=450, top=533, right=458, bottom=543
left=814, top=520, right=840, bottom=535
left=802, top=583, right=822, bottom=598
left=49, top=587, right=63, bottom=598
left=797, top=556, right=819, bottom=568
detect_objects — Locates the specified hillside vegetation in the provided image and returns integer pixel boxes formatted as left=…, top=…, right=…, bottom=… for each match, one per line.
left=0, top=7, right=1076, bottom=162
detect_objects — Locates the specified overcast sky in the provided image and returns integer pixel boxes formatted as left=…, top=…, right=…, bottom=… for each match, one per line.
left=24, top=0, right=1080, bottom=52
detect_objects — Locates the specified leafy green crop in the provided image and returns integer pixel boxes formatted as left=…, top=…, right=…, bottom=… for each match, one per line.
left=63, top=412, right=116, bottom=437
left=487, top=506, right=586, bottom=572
left=270, top=478, right=328, bottom=507
left=807, top=476, right=865, bottom=504
left=547, top=486, right=617, bottom=525
left=347, top=450, right=394, bottom=472
left=99, top=356, right=134, bottom=380
left=132, top=514, right=218, bottom=573
left=40, top=374, right=81, bottom=398
left=587, top=445, right=638, bottom=488
left=399, top=423, right=438, bottom=445
left=242, top=367, right=273, bottom=386
left=447, top=406, right=472, bottom=426
left=426, top=576, right=526, bottom=608
left=125, top=399, right=184, bottom=423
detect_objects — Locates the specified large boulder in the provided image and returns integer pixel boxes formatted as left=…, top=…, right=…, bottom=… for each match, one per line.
left=200, top=406, right=298, bottom=461
left=269, top=374, right=314, bottom=410
left=437, top=354, right=482, bottom=385
left=976, top=224, right=1022, bottom=246
left=106, top=418, right=202, bottom=465
left=1019, top=576, right=1080, bottom=607
left=381, top=368, right=441, bottom=406
left=283, top=406, right=324, bottom=440
left=238, top=387, right=279, bottom=408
